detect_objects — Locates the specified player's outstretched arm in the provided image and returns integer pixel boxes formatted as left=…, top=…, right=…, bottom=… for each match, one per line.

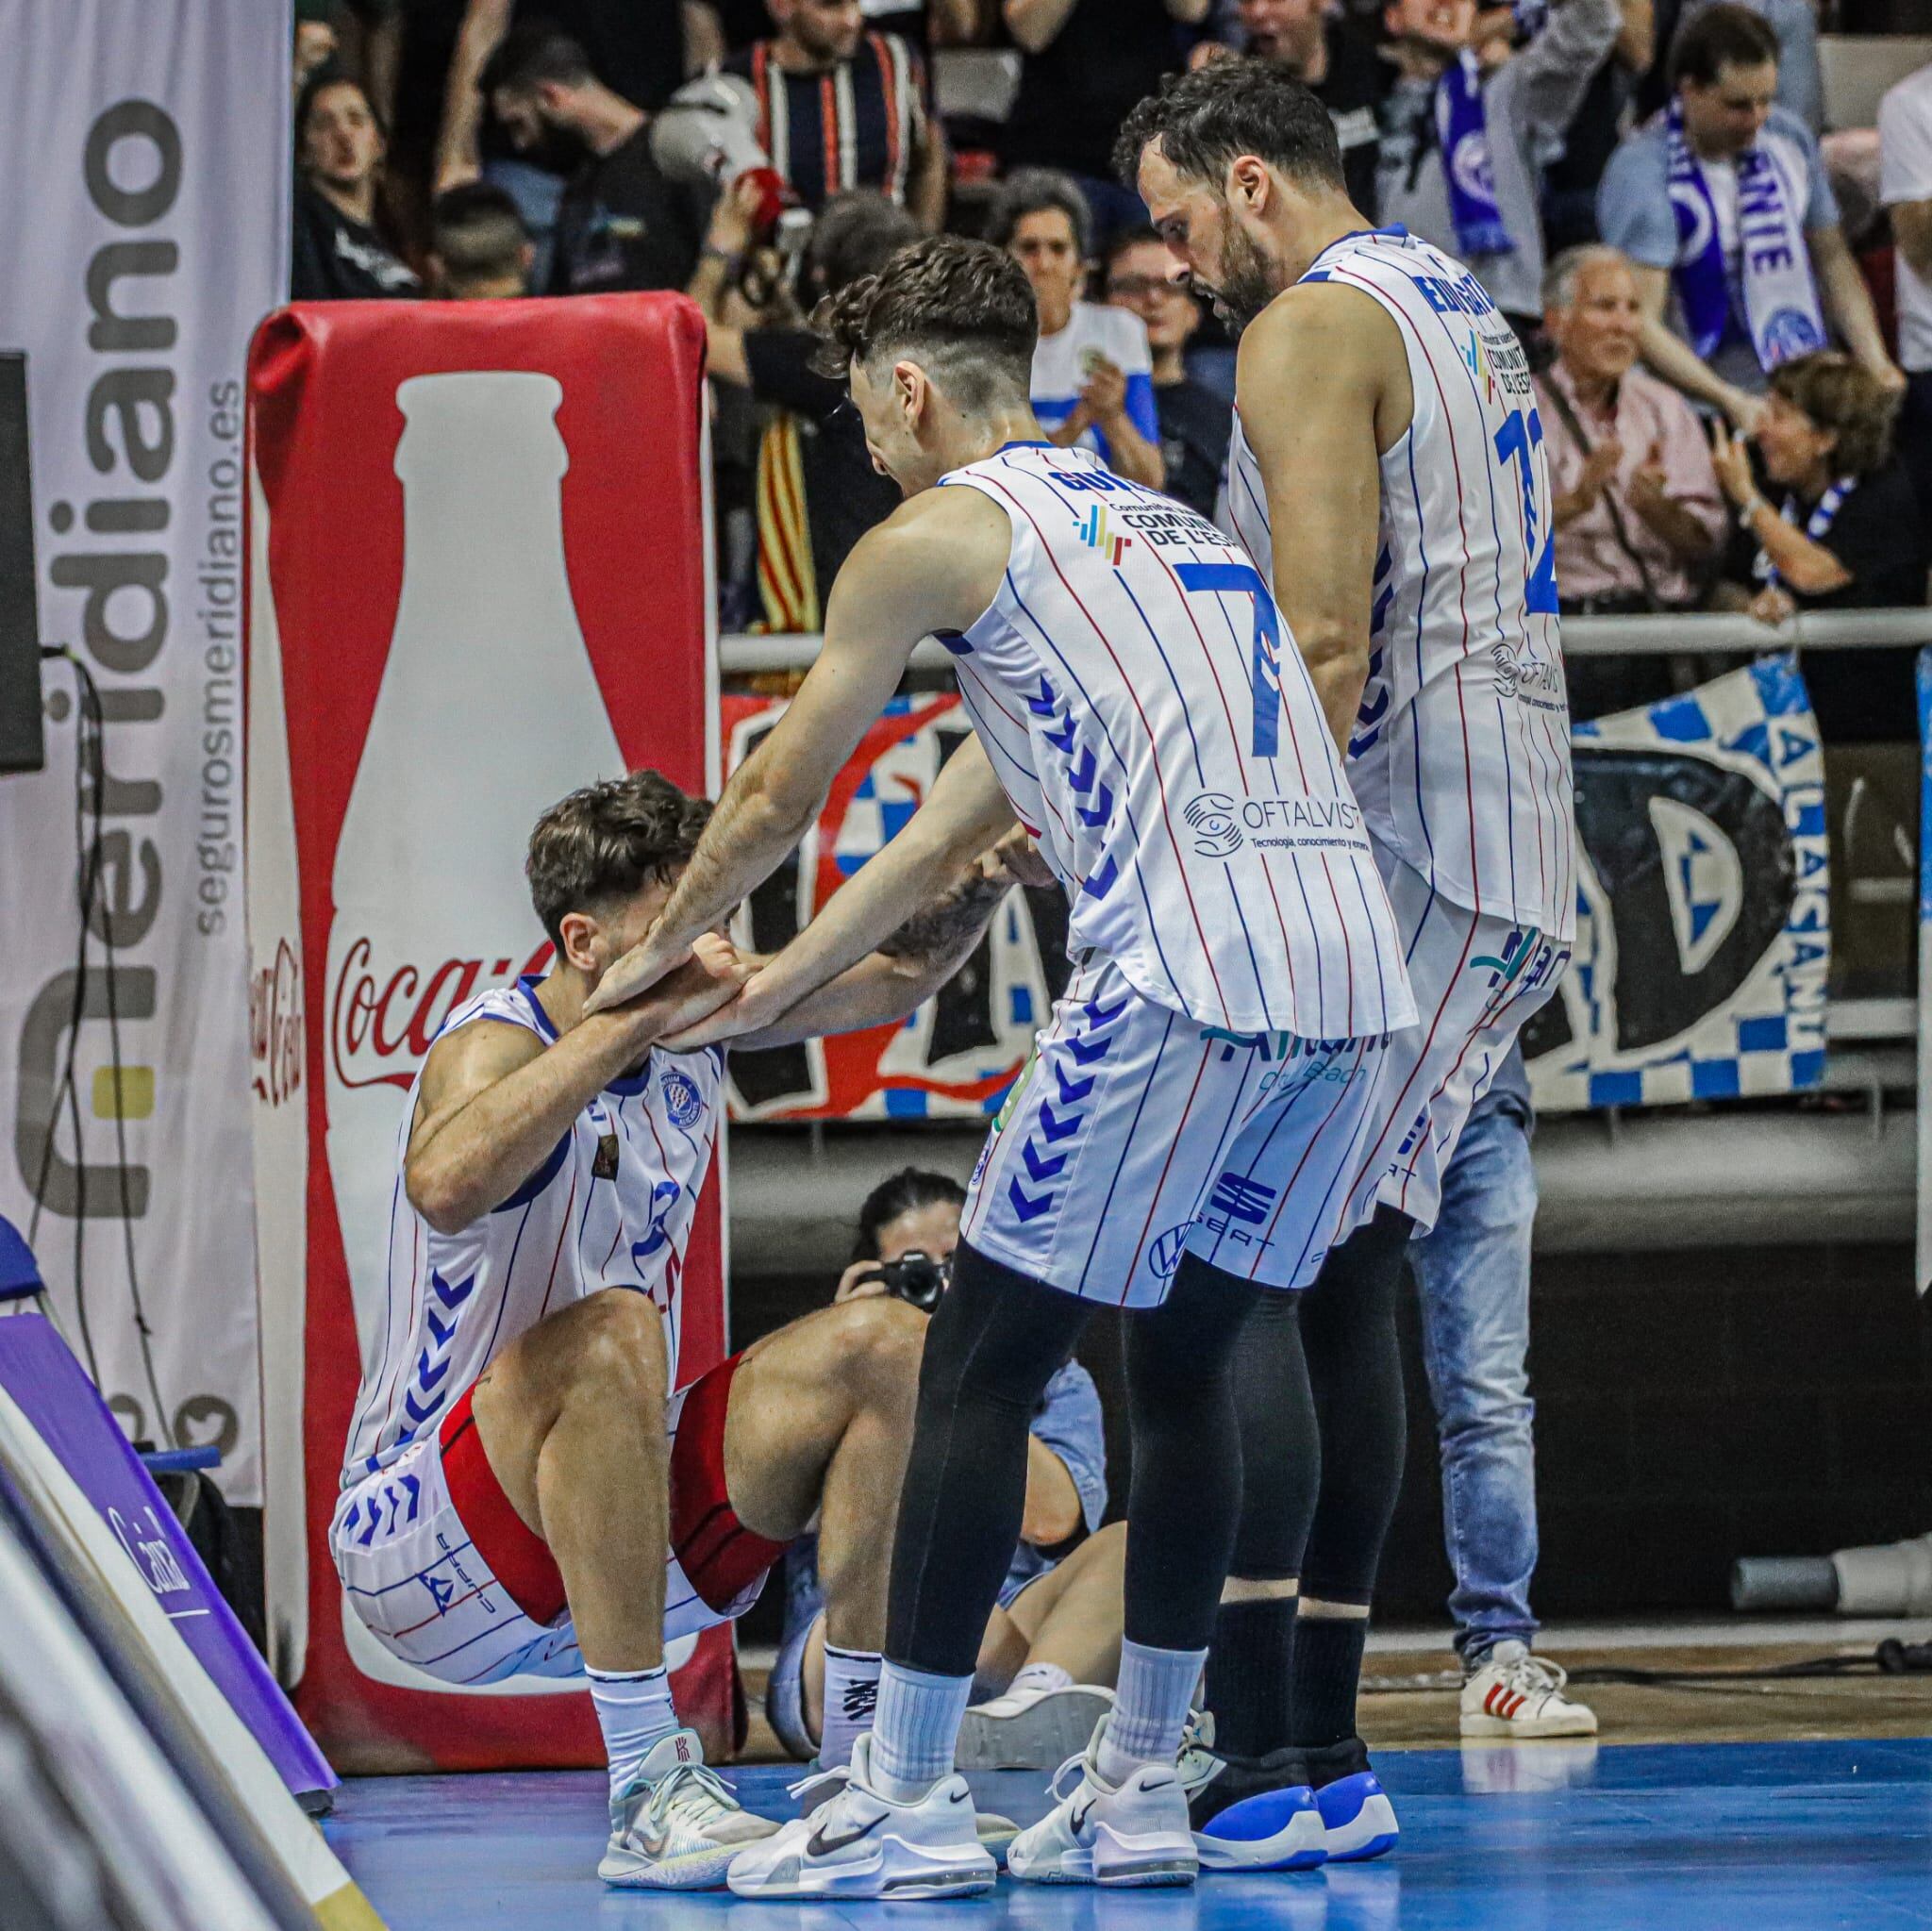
left=716, top=826, right=1041, bottom=1050
left=1237, top=282, right=1405, bottom=756
left=586, top=486, right=1012, bottom=1014
left=662, top=737, right=1021, bottom=1049
left=405, top=954, right=742, bottom=1234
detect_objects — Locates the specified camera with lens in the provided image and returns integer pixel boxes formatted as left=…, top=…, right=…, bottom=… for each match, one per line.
left=868, top=1251, right=951, bottom=1313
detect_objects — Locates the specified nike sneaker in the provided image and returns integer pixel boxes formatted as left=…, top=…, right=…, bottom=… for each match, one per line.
left=1459, top=1641, right=1598, bottom=1739
left=958, top=1682, right=1115, bottom=1771
left=725, top=1733, right=996, bottom=1900
left=1006, top=1716, right=1197, bottom=1888
left=599, top=1729, right=780, bottom=1889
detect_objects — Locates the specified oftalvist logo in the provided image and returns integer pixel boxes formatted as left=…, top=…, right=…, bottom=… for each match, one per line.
left=328, top=938, right=554, bottom=1094
left=1184, top=792, right=1243, bottom=858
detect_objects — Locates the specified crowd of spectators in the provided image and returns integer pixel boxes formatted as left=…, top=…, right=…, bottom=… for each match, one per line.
left=287, top=0, right=1932, bottom=726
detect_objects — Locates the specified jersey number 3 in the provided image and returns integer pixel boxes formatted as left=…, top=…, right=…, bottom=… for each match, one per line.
left=1493, top=407, right=1560, bottom=616
left=1175, top=560, right=1284, bottom=759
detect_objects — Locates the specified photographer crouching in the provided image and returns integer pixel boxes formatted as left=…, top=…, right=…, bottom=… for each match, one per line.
left=766, top=1169, right=1127, bottom=1773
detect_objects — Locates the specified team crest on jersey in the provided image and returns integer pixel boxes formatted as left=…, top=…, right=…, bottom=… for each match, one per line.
left=660, top=1068, right=704, bottom=1128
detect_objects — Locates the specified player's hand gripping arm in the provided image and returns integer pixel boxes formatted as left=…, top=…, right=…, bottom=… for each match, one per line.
left=586, top=489, right=1012, bottom=1014
left=404, top=948, right=742, bottom=1235
left=1237, top=283, right=1400, bottom=757
left=684, top=822, right=1041, bottom=1049
left=662, top=737, right=1021, bottom=1048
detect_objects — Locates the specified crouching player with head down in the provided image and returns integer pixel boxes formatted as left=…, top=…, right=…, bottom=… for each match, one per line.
left=329, top=770, right=1026, bottom=1889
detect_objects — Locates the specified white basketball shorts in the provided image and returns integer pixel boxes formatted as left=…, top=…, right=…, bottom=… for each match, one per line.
left=959, top=957, right=1391, bottom=1308
left=329, top=1352, right=777, bottom=1686
left=1339, top=853, right=1571, bottom=1237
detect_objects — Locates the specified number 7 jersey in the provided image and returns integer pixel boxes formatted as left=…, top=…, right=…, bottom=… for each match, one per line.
left=939, top=441, right=1415, bottom=1041
left=1227, top=229, right=1576, bottom=943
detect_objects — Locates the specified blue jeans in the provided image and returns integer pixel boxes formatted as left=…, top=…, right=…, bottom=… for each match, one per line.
left=1407, top=1088, right=1540, bottom=1668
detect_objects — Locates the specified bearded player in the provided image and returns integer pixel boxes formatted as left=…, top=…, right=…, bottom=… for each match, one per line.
left=330, top=769, right=1024, bottom=1890
left=588, top=237, right=1416, bottom=1897
left=1119, top=61, right=1575, bottom=1866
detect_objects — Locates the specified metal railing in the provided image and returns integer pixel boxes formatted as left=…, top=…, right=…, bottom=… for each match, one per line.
left=720, top=608, right=1932, bottom=676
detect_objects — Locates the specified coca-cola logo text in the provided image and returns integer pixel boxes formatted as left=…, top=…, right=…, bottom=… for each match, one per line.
left=329, top=937, right=555, bottom=1092
left=250, top=938, right=305, bottom=1108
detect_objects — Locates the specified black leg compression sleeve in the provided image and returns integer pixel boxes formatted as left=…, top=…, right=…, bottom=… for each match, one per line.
left=1297, top=1204, right=1412, bottom=1606
left=885, top=1239, right=1089, bottom=1678
left=1124, top=1256, right=1263, bottom=1654
left=1226, top=1288, right=1321, bottom=1581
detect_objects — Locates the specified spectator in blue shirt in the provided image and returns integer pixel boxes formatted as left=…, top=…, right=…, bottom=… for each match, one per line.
left=989, top=171, right=1166, bottom=488
left=1597, top=3, right=1900, bottom=431
left=765, top=1169, right=1127, bottom=1773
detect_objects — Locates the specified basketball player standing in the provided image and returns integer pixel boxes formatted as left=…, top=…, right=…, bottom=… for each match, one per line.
left=590, top=235, right=1416, bottom=1896
left=1122, top=60, right=1576, bottom=1865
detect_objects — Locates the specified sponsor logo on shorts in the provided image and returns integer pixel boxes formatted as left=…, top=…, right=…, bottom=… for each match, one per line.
left=1192, top=1174, right=1278, bottom=1259
left=1148, top=1223, right=1193, bottom=1278
left=660, top=1068, right=704, bottom=1128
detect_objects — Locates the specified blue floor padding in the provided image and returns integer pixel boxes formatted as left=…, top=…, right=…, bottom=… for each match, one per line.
left=326, top=1739, right=1932, bottom=1930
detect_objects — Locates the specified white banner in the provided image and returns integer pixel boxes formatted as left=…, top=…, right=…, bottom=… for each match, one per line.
left=0, top=0, right=290, bottom=1499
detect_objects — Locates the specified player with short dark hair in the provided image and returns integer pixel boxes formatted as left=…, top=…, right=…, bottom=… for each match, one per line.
left=331, top=767, right=1027, bottom=1891
left=428, top=181, right=532, bottom=299
left=586, top=235, right=1415, bottom=1899
left=1121, top=57, right=1575, bottom=1869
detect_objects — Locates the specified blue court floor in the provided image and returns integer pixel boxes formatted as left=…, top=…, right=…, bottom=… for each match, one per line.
left=329, top=1738, right=1932, bottom=1931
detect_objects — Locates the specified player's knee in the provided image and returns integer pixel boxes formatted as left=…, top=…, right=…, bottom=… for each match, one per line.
left=829, top=1292, right=926, bottom=1407
left=569, top=1289, right=669, bottom=1423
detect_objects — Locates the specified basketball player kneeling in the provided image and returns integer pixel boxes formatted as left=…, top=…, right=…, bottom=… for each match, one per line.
left=329, top=770, right=1025, bottom=1889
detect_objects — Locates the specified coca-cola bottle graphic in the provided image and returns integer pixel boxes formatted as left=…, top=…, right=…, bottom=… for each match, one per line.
left=325, top=372, right=625, bottom=1364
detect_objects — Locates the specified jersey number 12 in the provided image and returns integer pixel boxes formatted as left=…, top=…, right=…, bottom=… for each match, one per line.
left=1493, top=407, right=1560, bottom=616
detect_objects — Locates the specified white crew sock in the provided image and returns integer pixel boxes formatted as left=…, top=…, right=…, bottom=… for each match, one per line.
left=1096, top=1638, right=1204, bottom=1786
left=819, top=1641, right=882, bottom=1770
left=587, top=1663, right=679, bottom=1805
left=870, top=1659, right=973, bottom=1800
left=1005, top=1661, right=1074, bottom=1699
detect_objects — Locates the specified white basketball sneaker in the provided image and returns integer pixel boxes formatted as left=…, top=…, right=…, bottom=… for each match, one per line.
left=599, top=1729, right=781, bottom=1889
left=725, top=1733, right=997, bottom=1900
left=1459, top=1641, right=1598, bottom=1739
left=957, top=1682, right=1116, bottom=1771
left=1006, top=1717, right=1197, bottom=1888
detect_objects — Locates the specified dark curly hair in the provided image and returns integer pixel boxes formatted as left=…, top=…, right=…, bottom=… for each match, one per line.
left=852, top=1168, right=966, bottom=1263
left=814, top=235, right=1037, bottom=410
left=525, top=770, right=712, bottom=949
left=1112, top=58, right=1344, bottom=193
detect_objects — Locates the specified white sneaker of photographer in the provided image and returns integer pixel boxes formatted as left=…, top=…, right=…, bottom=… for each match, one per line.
left=1007, top=1717, right=1197, bottom=1888
left=725, top=1734, right=996, bottom=1900
left=1459, top=1642, right=1598, bottom=1739
left=599, top=1729, right=780, bottom=1889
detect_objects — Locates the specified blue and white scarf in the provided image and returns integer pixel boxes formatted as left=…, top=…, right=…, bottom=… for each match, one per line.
left=1436, top=53, right=1513, bottom=259
left=1753, top=475, right=1856, bottom=589
left=1666, top=104, right=1825, bottom=374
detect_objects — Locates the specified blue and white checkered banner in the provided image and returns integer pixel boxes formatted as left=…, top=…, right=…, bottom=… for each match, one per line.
left=1523, top=653, right=1829, bottom=1111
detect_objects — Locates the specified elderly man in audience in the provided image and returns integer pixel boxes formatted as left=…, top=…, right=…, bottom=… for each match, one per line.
left=1537, top=245, right=1724, bottom=713
left=1598, top=4, right=1900, bottom=435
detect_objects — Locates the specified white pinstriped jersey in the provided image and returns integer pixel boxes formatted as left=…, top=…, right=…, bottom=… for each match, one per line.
left=339, top=977, right=722, bottom=1487
left=939, top=442, right=1415, bottom=1040
left=1226, top=229, right=1577, bottom=942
